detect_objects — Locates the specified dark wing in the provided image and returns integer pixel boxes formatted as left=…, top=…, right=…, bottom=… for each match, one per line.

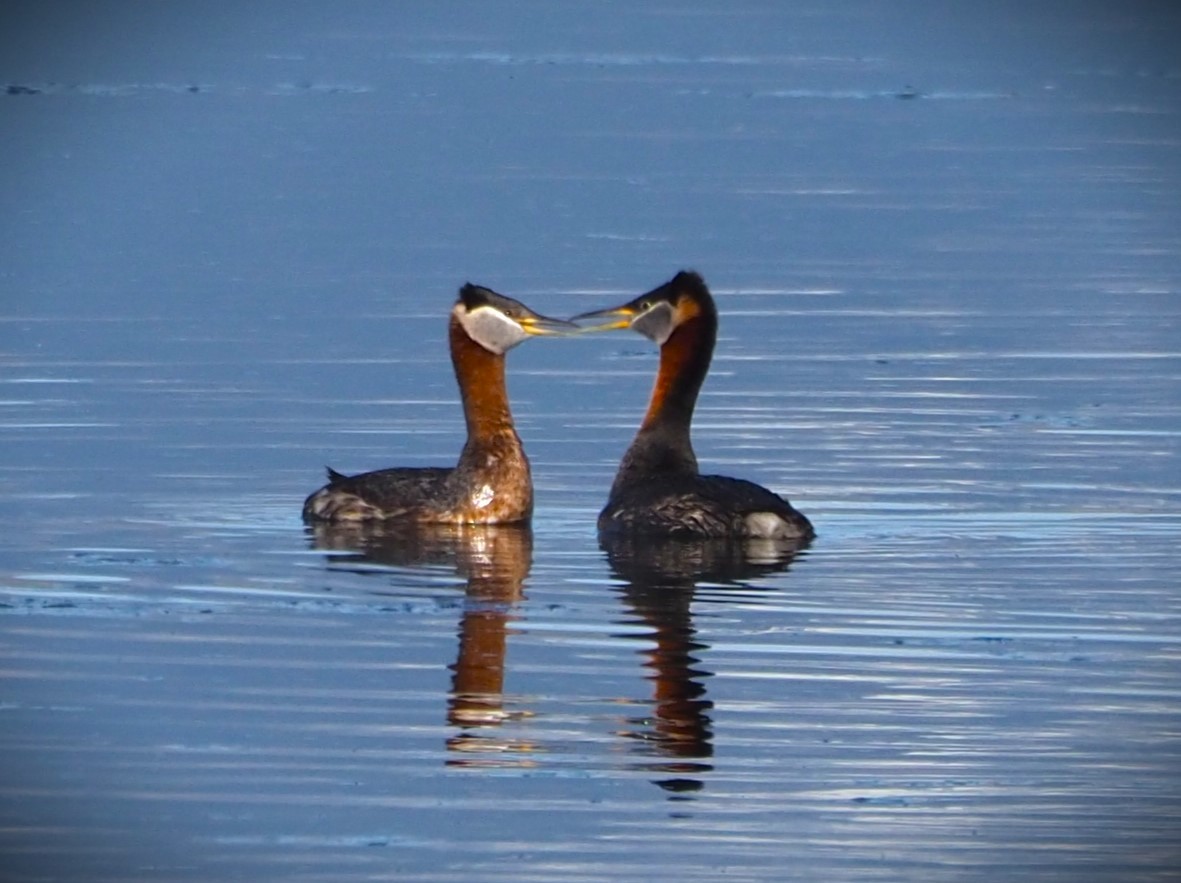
left=598, top=474, right=813, bottom=540
left=303, top=466, right=454, bottom=522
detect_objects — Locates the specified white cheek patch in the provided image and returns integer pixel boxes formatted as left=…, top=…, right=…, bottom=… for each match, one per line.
left=459, top=306, right=528, bottom=354
left=633, top=302, right=675, bottom=345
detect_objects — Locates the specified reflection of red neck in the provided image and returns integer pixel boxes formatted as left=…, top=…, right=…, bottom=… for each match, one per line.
left=449, top=317, right=514, bottom=439
left=448, top=606, right=509, bottom=725
left=447, top=530, right=529, bottom=729
left=639, top=598, right=712, bottom=759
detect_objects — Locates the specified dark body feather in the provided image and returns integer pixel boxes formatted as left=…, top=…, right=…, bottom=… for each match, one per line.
left=599, top=473, right=812, bottom=539
left=304, top=466, right=453, bottom=522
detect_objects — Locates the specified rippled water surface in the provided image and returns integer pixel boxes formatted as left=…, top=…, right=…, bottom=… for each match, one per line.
left=2, top=3, right=1180, bottom=881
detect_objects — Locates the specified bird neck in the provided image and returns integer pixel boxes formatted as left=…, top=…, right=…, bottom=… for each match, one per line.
left=610, top=313, right=715, bottom=494
left=449, top=317, right=517, bottom=442
left=639, top=312, right=714, bottom=446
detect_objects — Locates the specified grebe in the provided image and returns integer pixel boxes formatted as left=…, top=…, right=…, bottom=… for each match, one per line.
left=575, top=271, right=814, bottom=540
left=303, top=284, right=574, bottom=525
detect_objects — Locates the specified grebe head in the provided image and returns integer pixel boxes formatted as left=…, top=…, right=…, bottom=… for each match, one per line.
left=456, top=284, right=579, bottom=354
left=571, top=271, right=715, bottom=345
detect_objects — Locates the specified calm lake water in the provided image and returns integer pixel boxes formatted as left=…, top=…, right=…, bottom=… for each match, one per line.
left=2, top=3, right=1179, bottom=880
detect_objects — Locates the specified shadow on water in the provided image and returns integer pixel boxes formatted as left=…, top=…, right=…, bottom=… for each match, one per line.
left=306, top=522, right=536, bottom=762
left=601, top=533, right=810, bottom=796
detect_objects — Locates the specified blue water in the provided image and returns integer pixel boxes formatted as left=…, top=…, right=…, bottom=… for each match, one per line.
left=2, top=3, right=1180, bottom=880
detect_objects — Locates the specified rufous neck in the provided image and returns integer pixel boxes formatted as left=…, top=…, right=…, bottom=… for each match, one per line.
left=449, top=317, right=515, bottom=439
left=639, top=313, right=714, bottom=437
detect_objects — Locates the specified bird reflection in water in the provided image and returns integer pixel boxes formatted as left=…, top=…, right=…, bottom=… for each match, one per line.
left=603, top=533, right=809, bottom=796
left=307, top=521, right=537, bottom=766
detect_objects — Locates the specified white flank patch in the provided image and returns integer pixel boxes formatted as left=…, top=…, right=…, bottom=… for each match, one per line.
left=472, top=484, right=495, bottom=509
left=744, top=511, right=788, bottom=538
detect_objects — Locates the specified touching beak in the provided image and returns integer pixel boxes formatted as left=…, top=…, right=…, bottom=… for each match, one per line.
left=569, top=303, right=638, bottom=333
left=518, top=311, right=582, bottom=337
